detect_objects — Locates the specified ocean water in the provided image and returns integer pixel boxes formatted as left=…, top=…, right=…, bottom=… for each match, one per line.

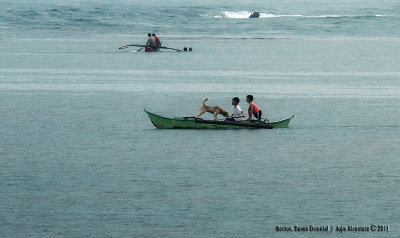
left=1, top=0, right=400, bottom=237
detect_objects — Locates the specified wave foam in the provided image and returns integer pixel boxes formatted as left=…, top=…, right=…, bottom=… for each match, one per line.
left=220, top=11, right=254, bottom=19
left=215, top=11, right=385, bottom=19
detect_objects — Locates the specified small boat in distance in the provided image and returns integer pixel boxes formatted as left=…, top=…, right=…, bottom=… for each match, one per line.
left=119, top=44, right=190, bottom=52
left=144, top=109, right=294, bottom=129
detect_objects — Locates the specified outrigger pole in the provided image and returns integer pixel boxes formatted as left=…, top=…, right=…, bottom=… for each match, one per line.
left=159, top=46, right=182, bottom=52
left=118, top=44, right=146, bottom=50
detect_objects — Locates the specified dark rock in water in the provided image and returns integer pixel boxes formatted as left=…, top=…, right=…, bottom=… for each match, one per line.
left=249, top=12, right=260, bottom=18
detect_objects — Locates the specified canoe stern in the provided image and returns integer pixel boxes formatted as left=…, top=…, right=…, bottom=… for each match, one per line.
left=268, top=115, right=294, bottom=128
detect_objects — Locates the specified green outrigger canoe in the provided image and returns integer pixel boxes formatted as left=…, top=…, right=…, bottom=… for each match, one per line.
left=144, top=109, right=294, bottom=129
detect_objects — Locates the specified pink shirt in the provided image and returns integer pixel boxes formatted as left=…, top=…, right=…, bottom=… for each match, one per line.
left=155, top=36, right=161, bottom=46
left=250, top=102, right=260, bottom=113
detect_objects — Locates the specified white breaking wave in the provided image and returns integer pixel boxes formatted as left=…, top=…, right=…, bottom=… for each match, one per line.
left=220, top=11, right=254, bottom=19
left=214, top=11, right=385, bottom=19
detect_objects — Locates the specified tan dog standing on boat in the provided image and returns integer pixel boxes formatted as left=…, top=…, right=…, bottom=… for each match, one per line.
left=197, top=98, right=229, bottom=120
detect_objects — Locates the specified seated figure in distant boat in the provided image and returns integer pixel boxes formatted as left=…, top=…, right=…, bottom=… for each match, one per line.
left=246, top=95, right=262, bottom=120
left=146, top=33, right=157, bottom=48
left=152, top=33, right=161, bottom=47
left=226, top=97, right=245, bottom=121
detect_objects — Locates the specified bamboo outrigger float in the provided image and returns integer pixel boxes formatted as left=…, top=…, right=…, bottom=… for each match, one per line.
left=144, top=109, right=294, bottom=129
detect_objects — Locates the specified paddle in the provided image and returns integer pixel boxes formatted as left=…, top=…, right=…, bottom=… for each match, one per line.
left=218, top=116, right=245, bottom=121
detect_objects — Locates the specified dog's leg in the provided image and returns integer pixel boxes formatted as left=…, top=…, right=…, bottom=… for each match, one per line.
left=197, top=108, right=205, bottom=117
left=214, top=112, right=218, bottom=121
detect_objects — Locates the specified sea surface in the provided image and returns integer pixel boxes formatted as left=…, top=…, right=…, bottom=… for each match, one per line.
left=1, top=0, right=400, bottom=237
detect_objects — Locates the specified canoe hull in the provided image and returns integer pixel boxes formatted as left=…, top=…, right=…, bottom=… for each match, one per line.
left=144, top=109, right=294, bottom=129
left=145, top=47, right=160, bottom=52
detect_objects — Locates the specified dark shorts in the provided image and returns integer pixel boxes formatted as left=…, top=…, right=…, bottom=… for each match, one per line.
left=253, top=110, right=262, bottom=120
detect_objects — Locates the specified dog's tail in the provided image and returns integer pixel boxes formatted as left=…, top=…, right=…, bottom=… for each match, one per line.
left=202, top=97, right=209, bottom=106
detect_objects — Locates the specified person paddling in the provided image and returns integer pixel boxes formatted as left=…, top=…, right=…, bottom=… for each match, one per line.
left=246, top=95, right=262, bottom=120
left=146, top=33, right=157, bottom=48
left=152, top=33, right=161, bottom=47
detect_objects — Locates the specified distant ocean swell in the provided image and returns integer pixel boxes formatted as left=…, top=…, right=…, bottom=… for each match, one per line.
left=0, top=4, right=398, bottom=37
left=1, top=7, right=387, bottom=26
left=1, top=7, right=120, bottom=28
